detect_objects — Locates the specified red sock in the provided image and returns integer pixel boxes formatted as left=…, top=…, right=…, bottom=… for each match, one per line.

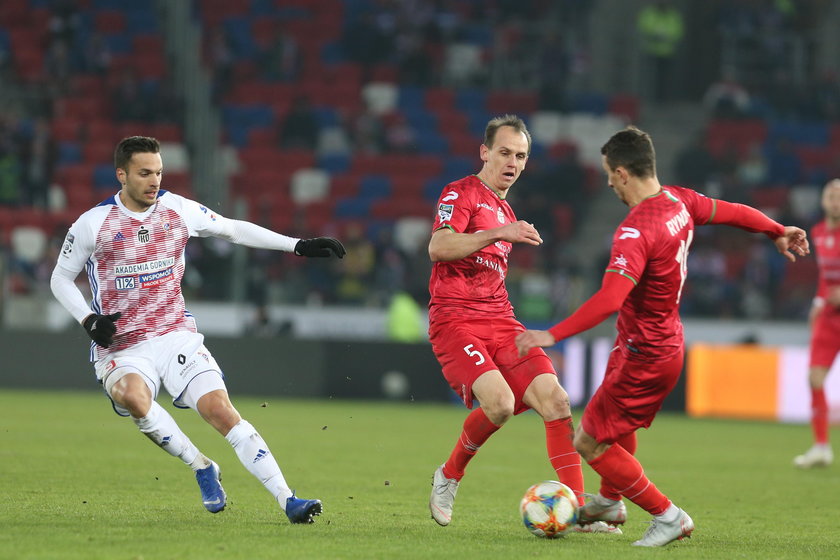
left=545, top=417, right=585, bottom=503
left=587, top=443, right=671, bottom=515
left=443, top=407, right=501, bottom=480
left=599, top=432, right=637, bottom=501
left=812, top=388, right=829, bottom=444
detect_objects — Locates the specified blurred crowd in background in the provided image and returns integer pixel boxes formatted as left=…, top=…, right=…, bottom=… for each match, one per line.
left=1, top=0, right=837, bottom=330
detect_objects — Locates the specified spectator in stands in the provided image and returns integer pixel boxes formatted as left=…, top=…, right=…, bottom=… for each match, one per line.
left=702, top=66, right=752, bottom=119
left=279, top=96, right=318, bottom=151
left=396, top=34, right=434, bottom=86
left=0, top=133, right=22, bottom=206
left=335, top=222, right=376, bottom=304
left=808, top=70, right=840, bottom=122
left=206, top=26, right=234, bottom=101
left=343, top=12, right=393, bottom=70
left=347, top=108, right=386, bottom=154
left=384, top=113, right=417, bottom=153
left=636, top=0, right=684, bottom=102
left=19, top=117, right=55, bottom=209
left=261, top=27, right=300, bottom=82
left=80, top=32, right=112, bottom=75
left=112, top=68, right=148, bottom=122
left=736, top=143, right=769, bottom=188
left=43, top=40, right=72, bottom=97
left=674, top=132, right=716, bottom=191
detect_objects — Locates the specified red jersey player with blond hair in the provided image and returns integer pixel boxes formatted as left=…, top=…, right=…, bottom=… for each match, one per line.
left=794, top=178, right=840, bottom=468
left=426, top=115, right=615, bottom=534
left=516, top=126, right=809, bottom=547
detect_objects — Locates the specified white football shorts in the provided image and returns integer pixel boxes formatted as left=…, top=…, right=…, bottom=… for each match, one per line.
left=95, top=331, right=226, bottom=416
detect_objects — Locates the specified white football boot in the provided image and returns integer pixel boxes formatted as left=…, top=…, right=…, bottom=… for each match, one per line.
left=793, top=444, right=833, bottom=468
left=577, top=492, right=627, bottom=526
left=632, top=507, right=694, bottom=547
left=429, top=465, right=459, bottom=526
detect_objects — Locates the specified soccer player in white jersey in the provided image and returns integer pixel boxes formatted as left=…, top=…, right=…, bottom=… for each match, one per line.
left=50, top=136, right=346, bottom=524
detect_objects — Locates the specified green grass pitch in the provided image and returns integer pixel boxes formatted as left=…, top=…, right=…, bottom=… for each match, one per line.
left=1, top=388, right=838, bottom=559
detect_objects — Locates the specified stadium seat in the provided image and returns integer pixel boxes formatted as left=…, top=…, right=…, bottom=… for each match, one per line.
left=290, top=168, right=330, bottom=204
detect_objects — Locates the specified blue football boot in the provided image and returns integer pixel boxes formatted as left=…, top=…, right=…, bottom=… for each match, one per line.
left=285, top=493, right=322, bottom=524
left=195, top=461, right=227, bottom=513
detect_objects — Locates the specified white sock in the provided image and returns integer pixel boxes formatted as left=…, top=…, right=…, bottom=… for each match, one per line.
left=225, top=419, right=293, bottom=506
left=656, top=503, right=680, bottom=522
left=133, top=401, right=211, bottom=470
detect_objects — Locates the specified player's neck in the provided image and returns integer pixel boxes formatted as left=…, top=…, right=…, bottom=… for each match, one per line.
left=474, top=173, right=508, bottom=199
left=627, top=178, right=662, bottom=207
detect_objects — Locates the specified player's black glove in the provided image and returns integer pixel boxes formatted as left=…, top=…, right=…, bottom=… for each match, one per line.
left=294, top=237, right=346, bottom=258
left=82, top=312, right=122, bottom=348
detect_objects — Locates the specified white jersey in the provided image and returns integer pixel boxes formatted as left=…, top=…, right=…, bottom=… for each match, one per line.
left=56, top=190, right=236, bottom=360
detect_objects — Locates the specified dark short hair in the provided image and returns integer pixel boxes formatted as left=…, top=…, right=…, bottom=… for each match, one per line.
left=484, top=114, right=532, bottom=154
left=600, top=126, right=656, bottom=179
left=114, top=136, right=160, bottom=170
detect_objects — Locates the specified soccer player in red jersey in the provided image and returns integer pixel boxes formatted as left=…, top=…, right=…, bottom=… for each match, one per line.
left=794, top=178, right=840, bottom=468
left=516, top=126, right=809, bottom=546
left=426, top=115, right=615, bottom=533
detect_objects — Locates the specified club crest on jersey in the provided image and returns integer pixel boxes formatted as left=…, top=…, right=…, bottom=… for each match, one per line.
left=497, top=208, right=505, bottom=224
left=614, top=253, right=628, bottom=267
left=438, top=203, right=454, bottom=222
left=137, top=226, right=150, bottom=243
left=61, top=233, right=75, bottom=256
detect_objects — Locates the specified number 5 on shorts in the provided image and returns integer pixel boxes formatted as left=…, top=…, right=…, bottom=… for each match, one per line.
left=463, top=344, right=485, bottom=365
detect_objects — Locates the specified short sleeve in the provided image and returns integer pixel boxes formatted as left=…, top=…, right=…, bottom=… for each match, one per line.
left=432, top=183, right=474, bottom=233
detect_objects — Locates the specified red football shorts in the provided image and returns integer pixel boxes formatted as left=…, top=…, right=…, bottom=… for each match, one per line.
left=582, top=346, right=684, bottom=444
left=810, top=309, right=840, bottom=368
left=429, top=315, right=555, bottom=414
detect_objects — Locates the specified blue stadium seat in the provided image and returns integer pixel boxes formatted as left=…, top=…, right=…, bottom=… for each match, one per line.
left=334, top=197, right=372, bottom=218
left=58, top=142, right=83, bottom=166
left=570, top=92, right=608, bottom=115
left=124, top=10, right=159, bottom=34
left=93, top=164, right=117, bottom=189
left=359, top=175, right=392, bottom=199
left=415, top=133, right=449, bottom=155
left=318, top=153, right=351, bottom=174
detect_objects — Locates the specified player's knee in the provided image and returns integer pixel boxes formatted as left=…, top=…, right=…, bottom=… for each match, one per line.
left=573, top=431, right=598, bottom=461
left=197, top=390, right=241, bottom=434
left=111, top=375, right=152, bottom=417
left=482, top=396, right=515, bottom=425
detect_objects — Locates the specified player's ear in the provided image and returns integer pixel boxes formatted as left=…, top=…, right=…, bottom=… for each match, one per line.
left=480, top=143, right=489, bottom=162
left=116, top=168, right=126, bottom=185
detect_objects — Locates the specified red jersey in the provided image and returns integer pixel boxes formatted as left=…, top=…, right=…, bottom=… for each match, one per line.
left=606, top=186, right=716, bottom=361
left=812, top=220, right=840, bottom=316
left=428, top=175, right=516, bottom=322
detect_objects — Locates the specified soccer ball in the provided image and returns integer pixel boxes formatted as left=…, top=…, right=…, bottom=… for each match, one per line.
left=519, top=481, right=579, bottom=538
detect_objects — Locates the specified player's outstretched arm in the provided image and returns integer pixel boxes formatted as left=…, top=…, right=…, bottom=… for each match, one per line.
left=515, top=272, right=633, bottom=357
left=429, top=221, right=542, bottom=262
left=294, top=237, right=346, bottom=258
left=773, top=226, right=809, bottom=262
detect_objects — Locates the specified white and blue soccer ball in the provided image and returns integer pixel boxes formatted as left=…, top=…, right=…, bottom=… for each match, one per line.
left=519, top=480, right=579, bottom=538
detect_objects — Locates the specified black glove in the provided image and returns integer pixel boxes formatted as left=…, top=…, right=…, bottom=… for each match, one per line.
left=294, top=237, right=346, bottom=258
left=82, top=312, right=122, bottom=348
